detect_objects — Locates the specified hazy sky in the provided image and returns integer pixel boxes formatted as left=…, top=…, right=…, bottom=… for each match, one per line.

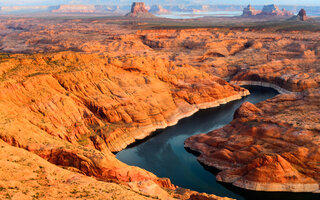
left=0, top=0, right=319, bottom=6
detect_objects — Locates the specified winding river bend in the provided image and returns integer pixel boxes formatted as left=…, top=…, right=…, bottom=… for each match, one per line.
left=116, top=86, right=318, bottom=200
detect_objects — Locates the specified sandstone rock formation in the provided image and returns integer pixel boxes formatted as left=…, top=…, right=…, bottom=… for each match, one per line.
left=0, top=50, right=245, bottom=199
left=0, top=52, right=248, bottom=152
left=183, top=23, right=320, bottom=192
left=242, top=5, right=261, bottom=17
left=126, top=2, right=155, bottom=18
left=298, top=9, right=308, bottom=21
left=0, top=140, right=234, bottom=200
left=242, top=4, right=293, bottom=17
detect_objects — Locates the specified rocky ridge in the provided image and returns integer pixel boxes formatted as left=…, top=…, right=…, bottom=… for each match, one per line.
left=0, top=51, right=246, bottom=199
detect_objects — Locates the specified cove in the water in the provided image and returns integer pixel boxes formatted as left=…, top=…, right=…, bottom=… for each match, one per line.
left=116, top=86, right=320, bottom=200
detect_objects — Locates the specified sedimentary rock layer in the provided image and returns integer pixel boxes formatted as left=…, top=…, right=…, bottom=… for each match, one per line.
left=0, top=51, right=246, bottom=198
left=0, top=140, right=153, bottom=200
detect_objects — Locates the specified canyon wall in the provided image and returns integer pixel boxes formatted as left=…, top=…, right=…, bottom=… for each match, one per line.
left=0, top=50, right=245, bottom=199
left=0, top=17, right=319, bottom=197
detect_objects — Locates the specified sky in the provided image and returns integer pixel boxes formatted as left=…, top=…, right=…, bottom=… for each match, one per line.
left=0, top=0, right=319, bottom=6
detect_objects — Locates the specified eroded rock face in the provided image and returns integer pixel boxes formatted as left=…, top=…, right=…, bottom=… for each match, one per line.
left=0, top=51, right=246, bottom=199
left=0, top=52, right=248, bottom=153
left=184, top=28, right=320, bottom=191
left=0, top=140, right=155, bottom=200
left=0, top=140, right=234, bottom=200
left=185, top=91, right=320, bottom=192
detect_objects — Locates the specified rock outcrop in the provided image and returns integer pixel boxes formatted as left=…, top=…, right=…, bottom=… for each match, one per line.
left=242, top=4, right=293, bottom=17
left=0, top=140, right=235, bottom=200
left=126, top=2, right=155, bottom=18
left=298, top=9, right=308, bottom=21
left=0, top=52, right=248, bottom=153
left=0, top=140, right=158, bottom=200
left=242, top=5, right=261, bottom=17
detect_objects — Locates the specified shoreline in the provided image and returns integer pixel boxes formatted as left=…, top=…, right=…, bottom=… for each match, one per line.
left=185, top=82, right=320, bottom=193
left=230, top=80, right=302, bottom=95
left=185, top=141, right=320, bottom=193
left=110, top=90, right=250, bottom=152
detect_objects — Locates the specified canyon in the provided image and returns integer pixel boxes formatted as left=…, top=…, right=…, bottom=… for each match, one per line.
left=0, top=13, right=319, bottom=200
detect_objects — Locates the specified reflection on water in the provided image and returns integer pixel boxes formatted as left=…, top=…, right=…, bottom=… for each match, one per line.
left=116, top=86, right=320, bottom=200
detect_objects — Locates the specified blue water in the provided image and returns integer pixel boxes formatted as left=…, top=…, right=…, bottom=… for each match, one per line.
left=116, top=86, right=320, bottom=200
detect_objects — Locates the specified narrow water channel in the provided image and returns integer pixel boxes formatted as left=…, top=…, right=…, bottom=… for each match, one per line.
left=116, top=86, right=319, bottom=200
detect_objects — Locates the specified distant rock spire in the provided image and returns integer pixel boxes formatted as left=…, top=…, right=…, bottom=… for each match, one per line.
left=298, top=9, right=307, bottom=21
left=126, top=2, right=155, bottom=18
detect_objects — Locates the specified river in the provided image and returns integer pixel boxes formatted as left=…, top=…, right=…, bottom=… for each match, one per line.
left=116, top=86, right=319, bottom=200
